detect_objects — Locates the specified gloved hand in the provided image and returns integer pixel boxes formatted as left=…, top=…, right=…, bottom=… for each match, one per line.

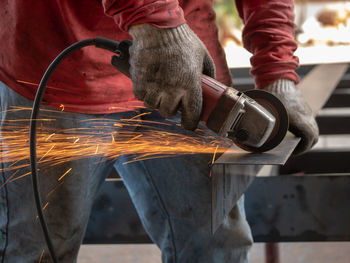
left=264, top=79, right=319, bottom=155
left=129, top=23, right=216, bottom=131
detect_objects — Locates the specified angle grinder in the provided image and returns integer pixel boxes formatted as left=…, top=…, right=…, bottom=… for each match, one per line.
left=110, top=39, right=289, bottom=152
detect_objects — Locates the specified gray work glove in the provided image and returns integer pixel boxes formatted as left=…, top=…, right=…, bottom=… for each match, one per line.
left=264, top=79, right=319, bottom=155
left=129, top=23, right=216, bottom=131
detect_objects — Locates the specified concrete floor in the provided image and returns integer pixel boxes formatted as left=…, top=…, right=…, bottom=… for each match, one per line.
left=78, top=242, right=350, bottom=263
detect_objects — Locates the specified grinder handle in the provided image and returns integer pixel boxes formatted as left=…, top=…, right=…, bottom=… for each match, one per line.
left=200, top=75, right=228, bottom=124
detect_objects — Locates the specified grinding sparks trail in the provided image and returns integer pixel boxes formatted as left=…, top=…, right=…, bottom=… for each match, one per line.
left=0, top=107, right=232, bottom=174
left=58, top=168, right=72, bottom=181
left=38, top=250, right=44, bottom=263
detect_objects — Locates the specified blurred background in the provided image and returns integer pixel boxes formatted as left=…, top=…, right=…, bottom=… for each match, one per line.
left=215, top=0, right=350, bottom=67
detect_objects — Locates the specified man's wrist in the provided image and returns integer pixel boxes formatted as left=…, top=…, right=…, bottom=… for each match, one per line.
left=129, top=23, right=194, bottom=48
left=264, top=79, right=296, bottom=93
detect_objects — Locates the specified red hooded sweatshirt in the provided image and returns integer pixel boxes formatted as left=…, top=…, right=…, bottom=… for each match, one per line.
left=0, top=0, right=299, bottom=114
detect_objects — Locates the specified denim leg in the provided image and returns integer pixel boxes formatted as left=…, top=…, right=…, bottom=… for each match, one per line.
left=115, top=111, right=253, bottom=263
left=0, top=83, right=136, bottom=263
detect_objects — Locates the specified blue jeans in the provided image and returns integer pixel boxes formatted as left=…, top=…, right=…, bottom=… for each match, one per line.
left=0, top=82, right=252, bottom=263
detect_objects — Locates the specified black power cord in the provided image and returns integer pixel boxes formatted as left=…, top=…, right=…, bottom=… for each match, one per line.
left=30, top=37, right=123, bottom=263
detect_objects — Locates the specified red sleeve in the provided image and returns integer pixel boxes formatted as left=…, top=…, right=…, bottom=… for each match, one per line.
left=235, top=0, right=300, bottom=88
left=102, top=0, right=186, bottom=32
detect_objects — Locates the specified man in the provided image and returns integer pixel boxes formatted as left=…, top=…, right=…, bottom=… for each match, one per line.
left=0, top=0, right=318, bottom=262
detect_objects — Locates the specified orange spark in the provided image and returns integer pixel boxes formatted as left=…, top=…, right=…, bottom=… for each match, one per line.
left=42, top=202, right=49, bottom=211
left=16, top=80, right=37, bottom=86
left=58, top=168, right=72, bottom=181
left=128, top=112, right=151, bottom=120
left=209, top=145, right=219, bottom=177
left=108, top=106, right=143, bottom=111
left=211, top=145, right=219, bottom=165
left=45, top=133, right=56, bottom=141
left=16, top=80, right=66, bottom=92
left=38, top=250, right=45, bottom=263
left=46, top=181, right=65, bottom=198
left=126, top=134, right=143, bottom=143
left=39, top=144, right=56, bottom=162
left=0, top=170, right=19, bottom=190
left=8, top=159, right=22, bottom=168
left=9, top=171, right=31, bottom=183
left=120, top=118, right=173, bottom=126
left=0, top=106, right=233, bottom=179
left=4, top=118, right=54, bottom=122
left=35, top=202, right=50, bottom=220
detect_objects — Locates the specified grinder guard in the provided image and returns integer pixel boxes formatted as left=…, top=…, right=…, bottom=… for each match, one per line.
left=240, top=89, right=289, bottom=152
left=229, top=92, right=276, bottom=148
left=205, top=88, right=288, bottom=152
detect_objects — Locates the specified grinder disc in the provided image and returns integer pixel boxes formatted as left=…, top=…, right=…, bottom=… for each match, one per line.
left=239, top=89, right=289, bottom=152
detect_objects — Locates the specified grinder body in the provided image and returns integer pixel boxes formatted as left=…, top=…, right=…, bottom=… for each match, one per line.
left=201, top=75, right=277, bottom=149
left=111, top=40, right=288, bottom=152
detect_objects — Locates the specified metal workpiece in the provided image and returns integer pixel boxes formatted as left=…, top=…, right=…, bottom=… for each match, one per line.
left=211, top=136, right=300, bottom=234
left=214, top=136, right=300, bottom=166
